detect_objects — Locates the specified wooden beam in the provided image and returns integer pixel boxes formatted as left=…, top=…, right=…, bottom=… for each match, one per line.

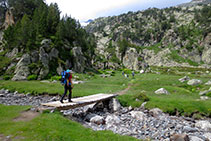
left=41, top=93, right=117, bottom=110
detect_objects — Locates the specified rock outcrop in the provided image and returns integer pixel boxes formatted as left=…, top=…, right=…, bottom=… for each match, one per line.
left=12, top=54, right=31, bottom=81
left=72, top=47, right=86, bottom=73
left=123, top=48, right=139, bottom=71
left=3, top=8, right=14, bottom=29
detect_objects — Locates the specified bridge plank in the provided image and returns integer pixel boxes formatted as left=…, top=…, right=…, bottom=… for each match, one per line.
left=41, top=93, right=117, bottom=110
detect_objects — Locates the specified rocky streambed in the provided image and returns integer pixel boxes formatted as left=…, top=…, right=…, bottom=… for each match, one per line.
left=0, top=89, right=210, bottom=141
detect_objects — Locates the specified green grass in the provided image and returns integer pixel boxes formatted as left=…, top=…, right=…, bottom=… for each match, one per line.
left=0, top=68, right=211, bottom=117
left=118, top=73, right=211, bottom=117
left=0, top=72, right=129, bottom=97
left=0, top=105, right=137, bottom=141
left=168, top=50, right=199, bottom=66
left=0, top=51, right=11, bottom=75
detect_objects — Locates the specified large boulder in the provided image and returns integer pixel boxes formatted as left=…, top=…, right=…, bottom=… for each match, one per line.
left=12, top=54, right=31, bottom=81
left=202, top=48, right=211, bottom=65
left=109, top=98, right=121, bottom=112
left=90, top=115, right=105, bottom=125
left=202, top=33, right=211, bottom=65
left=155, top=88, right=170, bottom=95
left=105, top=115, right=121, bottom=126
left=195, top=120, right=211, bottom=132
left=205, top=80, right=211, bottom=85
left=38, top=47, right=50, bottom=79
left=31, top=51, right=39, bottom=63
left=170, top=134, right=189, bottom=141
left=123, top=48, right=139, bottom=71
left=149, top=108, right=164, bottom=117
left=187, top=79, right=202, bottom=86
left=129, top=111, right=146, bottom=121
left=49, top=48, right=59, bottom=60
left=179, top=76, right=190, bottom=83
left=39, top=47, right=49, bottom=67
left=72, top=47, right=86, bottom=73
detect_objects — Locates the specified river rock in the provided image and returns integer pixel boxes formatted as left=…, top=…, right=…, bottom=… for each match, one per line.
left=85, top=113, right=97, bottom=122
left=203, top=133, right=211, bottom=141
left=189, top=136, right=203, bottom=141
left=195, top=120, right=211, bottom=131
left=179, top=76, right=190, bottom=83
left=155, top=88, right=170, bottom=95
left=149, top=108, right=163, bottom=117
left=109, top=98, right=121, bottom=112
left=187, top=79, right=202, bottom=86
left=170, top=134, right=189, bottom=141
left=130, top=111, right=146, bottom=121
left=105, top=115, right=121, bottom=125
left=183, top=126, right=198, bottom=132
left=90, top=115, right=105, bottom=125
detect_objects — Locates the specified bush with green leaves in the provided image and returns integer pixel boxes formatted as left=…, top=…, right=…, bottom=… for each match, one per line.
left=3, top=75, right=12, bottom=80
left=27, top=75, right=38, bottom=80
left=51, top=75, right=61, bottom=81
left=133, top=92, right=149, bottom=102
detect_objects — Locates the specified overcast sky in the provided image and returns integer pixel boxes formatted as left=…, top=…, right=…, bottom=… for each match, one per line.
left=45, top=0, right=192, bottom=23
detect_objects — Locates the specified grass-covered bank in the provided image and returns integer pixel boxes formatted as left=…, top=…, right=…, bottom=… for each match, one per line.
left=118, top=72, right=211, bottom=117
left=0, top=72, right=129, bottom=96
left=0, top=67, right=211, bottom=117
left=0, top=104, right=137, bottom=140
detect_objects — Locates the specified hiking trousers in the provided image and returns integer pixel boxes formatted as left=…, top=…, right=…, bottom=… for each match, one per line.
left=61, top=84, right=72, bottom=102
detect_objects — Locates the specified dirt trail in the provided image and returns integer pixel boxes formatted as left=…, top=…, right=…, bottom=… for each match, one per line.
left=116, top=84, right=132, bottom=95
left=13, top=110, right=40, bottom=122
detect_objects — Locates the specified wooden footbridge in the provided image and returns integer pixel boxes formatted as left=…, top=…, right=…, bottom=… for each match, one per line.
left=41, top=93, right=117, bottom=110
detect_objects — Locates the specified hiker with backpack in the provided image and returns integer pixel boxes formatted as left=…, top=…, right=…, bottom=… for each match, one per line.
left=60, top=69, right=74, bottom=103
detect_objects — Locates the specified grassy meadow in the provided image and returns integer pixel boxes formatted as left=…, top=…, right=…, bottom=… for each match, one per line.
left=0, top=67, right=211, bottom=140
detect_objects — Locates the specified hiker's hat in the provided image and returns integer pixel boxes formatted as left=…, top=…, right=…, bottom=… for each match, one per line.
left=66, top=69, right=73, bottom=73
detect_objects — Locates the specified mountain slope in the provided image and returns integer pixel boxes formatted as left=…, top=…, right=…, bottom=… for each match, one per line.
left=85, top=1, right=211, bottom=70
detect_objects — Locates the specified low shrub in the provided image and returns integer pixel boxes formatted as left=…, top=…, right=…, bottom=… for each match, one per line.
left=3, top=75, right=12, bottom=80
left=51, top=75, right=61, bottom=81
left=27, top=75, right=37, bottom=80
left=133, top=92, right=149, bottom=102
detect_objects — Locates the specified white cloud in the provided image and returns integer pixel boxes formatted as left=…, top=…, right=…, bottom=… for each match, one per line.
left=45, top=0, right=140, bottom=21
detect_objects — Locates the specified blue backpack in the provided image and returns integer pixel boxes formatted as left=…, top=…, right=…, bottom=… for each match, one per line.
left=61, top=71, right=67, bottom=85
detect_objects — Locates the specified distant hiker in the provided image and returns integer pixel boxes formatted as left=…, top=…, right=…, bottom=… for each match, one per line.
left=132, top=71, right=135, bottom=78
left=60, top=69, right=74, bottom=103
left=122, top=71, right=124, bottom=76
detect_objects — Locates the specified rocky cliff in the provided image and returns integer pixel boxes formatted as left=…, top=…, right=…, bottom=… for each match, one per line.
left=85, top=1, right=211, bottom=70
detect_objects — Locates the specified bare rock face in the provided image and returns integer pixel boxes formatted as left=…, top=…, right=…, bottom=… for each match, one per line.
left=3, top=8, right=14, bottom=29
left=123, top=48, right=139, bottom=71
left=202, top=33, right=211, bottom=65
left=72, top=47, right=86, bottom=73
left=5, top=48, right=18, bottom=58
left=12, top=54, right=31, bottom=81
